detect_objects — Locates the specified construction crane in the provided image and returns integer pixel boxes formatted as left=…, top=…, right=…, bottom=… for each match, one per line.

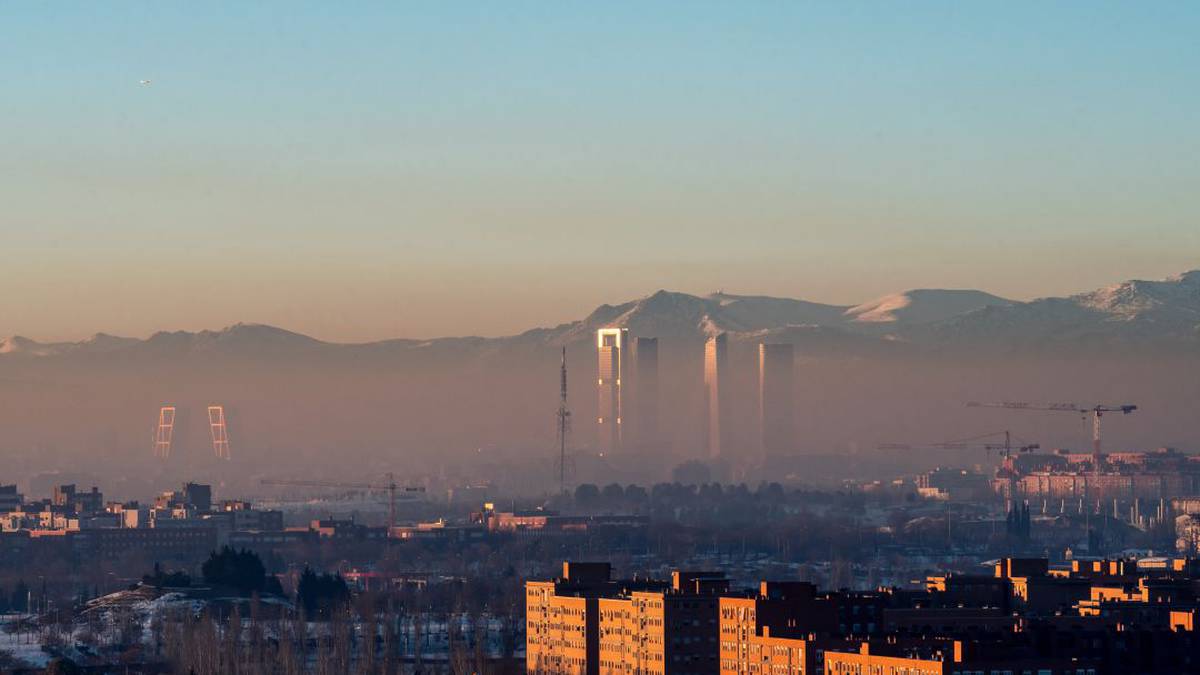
left=880, top=430, right=1039, bottom=459
left=966, top=401, right=1137, bottom=475
left=259, top=472, right=425, bottom=530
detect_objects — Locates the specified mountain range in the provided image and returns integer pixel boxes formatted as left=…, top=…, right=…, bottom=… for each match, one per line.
left=1, top=270, right=1198, bottom=493
left=2, top=270, right=1199, bottom=359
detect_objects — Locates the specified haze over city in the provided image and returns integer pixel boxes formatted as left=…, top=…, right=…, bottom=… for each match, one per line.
left=2, top=4, right=1200, bottom=674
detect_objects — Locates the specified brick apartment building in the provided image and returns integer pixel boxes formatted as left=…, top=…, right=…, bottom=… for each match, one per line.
left=527, top=562, right=727, bottom=675
left=529, top=557, right=1200, bottom=675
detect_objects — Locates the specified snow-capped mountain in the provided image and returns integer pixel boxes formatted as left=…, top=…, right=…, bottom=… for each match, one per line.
left=844, top=289, right=1012, bottom=325
left=1075, top=270, right=1200, bottom=324
left=0, top=333, right=139, bottom=357
left=926, top=270, right=1200, bottom=347
left=551, top=290, right=849, bottom=344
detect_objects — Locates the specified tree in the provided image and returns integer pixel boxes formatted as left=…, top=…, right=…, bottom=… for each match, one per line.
left=201, top=547, right=276, bottom=596
left=0, top=649, right=31, bottom=671
left=624, top=484, right=648, bottom=506
left=296, top=567, right=350, bottom=618
left=574, top=483, right=600, bottom=509
left=143, top=562, right=192, bottom=589
left=10, top=580, right=28, bottom=613
left=601, top=483, right=625, bottom=506
left=44, top=657, right=81, bottom=675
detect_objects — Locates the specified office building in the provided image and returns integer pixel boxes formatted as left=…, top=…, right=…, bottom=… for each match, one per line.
left=757, top=343, right=794, bottom=459
left=634, top=336, right=659, bottom=448
left=704, top=333, right=732, bottom=459
left=0, top=485, right=23, bottom=512
left=597, top=328, right=629, bottom=453
left=53, top=484, right=103, bottom=515
left=183, top=482, right=213, bottom=512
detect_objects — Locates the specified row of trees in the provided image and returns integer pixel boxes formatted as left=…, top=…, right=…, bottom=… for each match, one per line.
left=153, top=593, right=521, bottom=675
left=297, top=568, right=350, bottom=616
left=567, top=479, right=863, bottom=526
left=570, top=480, right=849, bottom=511
left=202, top=546, right=283, bottom=596
left=180, top=548, right=350, bottom=615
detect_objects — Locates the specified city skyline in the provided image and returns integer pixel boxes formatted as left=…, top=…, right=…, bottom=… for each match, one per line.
left=4, top=5, right=1198, bottom=673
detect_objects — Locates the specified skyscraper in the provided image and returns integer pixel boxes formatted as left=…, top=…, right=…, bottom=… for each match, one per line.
left=597, top=328, right=628, bottom=453
left=758, top=343, right=795, bottom=460
left=704, top=333, right=732, bottom=459
left=634, top=336, right=659, bottom=448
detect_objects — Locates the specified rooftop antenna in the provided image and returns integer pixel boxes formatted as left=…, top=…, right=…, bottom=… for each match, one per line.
left=556, top=347, right=572, bottom=495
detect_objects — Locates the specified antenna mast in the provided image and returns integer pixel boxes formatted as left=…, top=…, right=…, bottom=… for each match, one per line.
left=557, top=347, right=572, bottom=495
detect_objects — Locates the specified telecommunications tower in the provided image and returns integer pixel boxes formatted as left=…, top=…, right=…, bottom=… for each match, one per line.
left=556, top=347, right=572, bottom=495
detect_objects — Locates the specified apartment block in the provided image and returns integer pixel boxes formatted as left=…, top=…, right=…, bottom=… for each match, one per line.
left=528, top=563, right=727, bottom=675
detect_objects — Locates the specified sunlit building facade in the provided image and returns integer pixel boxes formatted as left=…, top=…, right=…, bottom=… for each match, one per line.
left=704, top=333, right=732, bottom=459
left=597, top=328, right=629, bottom=453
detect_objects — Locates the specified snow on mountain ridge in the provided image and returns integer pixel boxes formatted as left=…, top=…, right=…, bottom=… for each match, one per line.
left=1073, top=272, right=1200, bottom=321
left=2, top=270, right=1198, bottom=357
left=0, top=336, right=49, bottom=355
left=558, top=290, right=850, bottom=342
left=846, top=289, right=1013, bottom=325
left=923, top=269, right=1200, bottom=346
left=707, top=292, right=849, bottom=329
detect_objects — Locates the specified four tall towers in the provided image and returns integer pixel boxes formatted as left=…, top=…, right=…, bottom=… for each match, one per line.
left=598, top=328, right=796, bottom=468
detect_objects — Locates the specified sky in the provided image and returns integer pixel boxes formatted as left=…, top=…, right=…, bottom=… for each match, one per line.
left=2, top=2, right=1198, bottom=342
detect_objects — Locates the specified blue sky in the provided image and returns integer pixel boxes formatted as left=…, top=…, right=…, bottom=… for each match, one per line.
left=2, top=3, right=1198, bottom=340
